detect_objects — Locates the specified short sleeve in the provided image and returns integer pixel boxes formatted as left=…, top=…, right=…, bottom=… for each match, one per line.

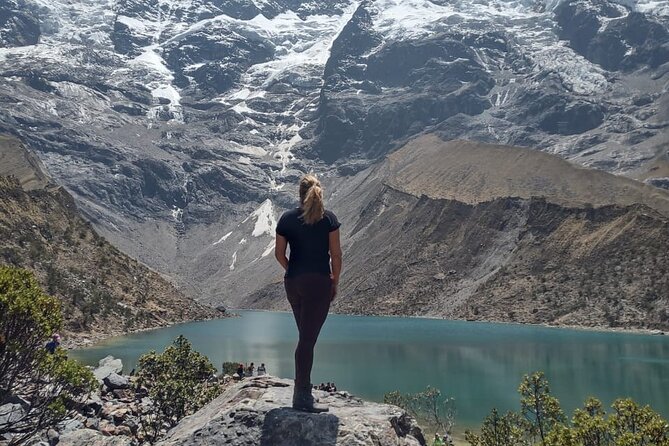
left=276, top=213, right=289, bottom=237
left=326, top=211, right=341, bottom=232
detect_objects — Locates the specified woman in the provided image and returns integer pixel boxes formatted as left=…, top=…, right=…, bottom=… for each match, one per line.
left=275, top=174, right=343, bottom=413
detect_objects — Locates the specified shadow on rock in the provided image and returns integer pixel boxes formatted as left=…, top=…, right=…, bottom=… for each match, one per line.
left=260, top=407, right=339, bottom=446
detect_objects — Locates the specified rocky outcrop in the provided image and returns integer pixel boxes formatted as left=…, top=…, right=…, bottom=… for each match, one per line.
left=0, top=0, right=39, bottom=47
left=156, top=376, right=425, bottom=446
left=555, top=0, right=669, bottom=71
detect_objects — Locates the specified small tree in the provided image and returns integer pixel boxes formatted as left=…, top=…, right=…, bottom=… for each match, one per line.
left=466, top=374, right=669, bottom=446
left=0, top=267, right=96, bottom=444
left=465, top=408, right=528, bottom=446
left=384, top=386, right=456, bottom=435
left=135, top=335, right=222, bottom=444
left=519, top=372, right=565, bottom=445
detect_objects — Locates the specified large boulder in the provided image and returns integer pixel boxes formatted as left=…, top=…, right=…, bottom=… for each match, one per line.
left=103, top=373, right=130, bottom=390
left=93, top=356, right=123, bottom=383
left=156, top=376, right=425, bottom=446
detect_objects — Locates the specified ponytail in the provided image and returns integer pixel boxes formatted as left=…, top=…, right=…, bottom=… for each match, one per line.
left=299, top=174, right=325, bottom=225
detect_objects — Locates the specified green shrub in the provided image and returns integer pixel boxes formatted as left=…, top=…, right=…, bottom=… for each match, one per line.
left=0, top=266, right=96, bottom=444
left=465, top=372, right=669, bottom=446
left=136, top=335, right=222, bottom=444
left=384, top=386, right=456, bottom=436
left=221, top=361, right=241, bottom=376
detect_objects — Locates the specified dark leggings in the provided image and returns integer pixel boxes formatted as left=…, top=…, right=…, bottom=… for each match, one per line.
left=284, top=273, right=333, bottom=388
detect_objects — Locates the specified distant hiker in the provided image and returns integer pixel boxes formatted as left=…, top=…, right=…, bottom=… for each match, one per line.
left=275, top=174, right=343, bottom=413
left=257, top=363, right=266, bottom=376
left=331, top=382, right=337, bottom=392
left=45, top=333, right=61, bottom=354
left=432, top=433, right=445, bottom=446
left=247, top=362, right=255, bottom=377
left=236, top=363, right=244, bottom=378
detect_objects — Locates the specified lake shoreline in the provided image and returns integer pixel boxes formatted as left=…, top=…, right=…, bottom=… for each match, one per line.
left=227, top=308, right=667, bottom=337
left=66, top=308, right=665, bottom=350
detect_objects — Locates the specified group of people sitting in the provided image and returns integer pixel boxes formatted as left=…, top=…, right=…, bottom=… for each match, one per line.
left=234, top=362, right=267, bottom=379
left=314, top=382, right=337, bottom=392
left=431, top=432, right=453, bottom=446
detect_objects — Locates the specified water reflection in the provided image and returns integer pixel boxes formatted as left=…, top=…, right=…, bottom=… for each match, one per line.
left=70, top=311, right=669, bottom=430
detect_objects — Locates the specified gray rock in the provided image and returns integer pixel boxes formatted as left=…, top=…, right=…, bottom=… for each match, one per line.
left=47, top=428, right=59, bottom=445
left=0, top=403, right=26, bottom=428
left=56, top=418, right=83, bottom=435
left=58, top=429, right=133, bottom=446
left=103, top=373, right=130, bottom=390
left=93, top=356, right=123, bottom=382
left=83, top=393, right=104, bottom=414
left=156, top=376, right=425, bottom=446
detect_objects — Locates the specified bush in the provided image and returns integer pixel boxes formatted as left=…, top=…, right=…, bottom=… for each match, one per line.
left=135, top=335, right=223, bottom=444
left=384, top=386, right=456, bottom=436
left=0, top=266, right=97, bottom=444
left=221, top=361, right=241, bottom=376
left=465, top=372, right=669, bottom=446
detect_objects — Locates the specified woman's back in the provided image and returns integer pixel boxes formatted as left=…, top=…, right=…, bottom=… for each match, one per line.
left=276, top=208, right=340, bottom=278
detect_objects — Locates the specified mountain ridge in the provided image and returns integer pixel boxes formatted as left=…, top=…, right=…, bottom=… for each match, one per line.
left=0, top=135, right=221, bottom=345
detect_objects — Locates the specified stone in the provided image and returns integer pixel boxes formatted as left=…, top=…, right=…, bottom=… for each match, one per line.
left=84, top=394, right=104, bottom=414
left=103, top=373, right=130, bottom=390
left=98, top=420, right=118, bottom=436
left=112, top=388, right=135, bottom=403
left=56, top=418, right=83, bottom=434
left=47, top=428, right=59, bottom=445
left=110, top=408, right=130, bottom=425
left=85, top=417, right=100, bottom=430
left=0, top=403, right=26, bottom=428
left=156, top=376, right=425, bottom=446
left=114, top=425, right=132, bottom=436
left=94, top=356, right=123, bottom=382
left=58, top=429, right=133, bottom=446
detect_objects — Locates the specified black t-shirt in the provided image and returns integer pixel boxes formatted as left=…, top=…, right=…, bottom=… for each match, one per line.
left=276, top=208, right=341, bottom=278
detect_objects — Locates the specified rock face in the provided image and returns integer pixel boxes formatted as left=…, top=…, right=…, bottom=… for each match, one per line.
left=156, top=376, right=425, bottom=446
left=0, top=0, right=667, bottom=313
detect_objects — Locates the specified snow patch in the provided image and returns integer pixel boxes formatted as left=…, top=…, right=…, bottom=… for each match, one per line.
left=262, top=241, right=276, bottom=258
left=213, top=231, right=233, bottom=246
left=243, top=199, right=277, bottom=237
left=229, top=251, right=237, bottom=271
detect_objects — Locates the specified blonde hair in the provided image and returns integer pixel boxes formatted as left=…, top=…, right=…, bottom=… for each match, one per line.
left=299, top=174, right=325, bottom=225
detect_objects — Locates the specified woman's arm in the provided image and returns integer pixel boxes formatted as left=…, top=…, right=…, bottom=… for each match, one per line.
left=329, top=229, right=343, bottom=300
left=274, top=234, right=289, bottom=271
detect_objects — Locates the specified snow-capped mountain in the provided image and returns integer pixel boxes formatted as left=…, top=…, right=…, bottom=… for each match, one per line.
left=0, top=0, right=668, bottom=306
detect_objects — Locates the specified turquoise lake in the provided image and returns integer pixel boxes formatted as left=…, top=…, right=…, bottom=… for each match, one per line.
left=70, top=311, right=669, bottom=431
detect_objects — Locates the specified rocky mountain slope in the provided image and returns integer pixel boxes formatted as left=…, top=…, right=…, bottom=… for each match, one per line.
left=0, top=136, right=220, bottom=345
left=0, top=0, right=668, bottom=310
left=244, top=135, right=669, bottom=331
